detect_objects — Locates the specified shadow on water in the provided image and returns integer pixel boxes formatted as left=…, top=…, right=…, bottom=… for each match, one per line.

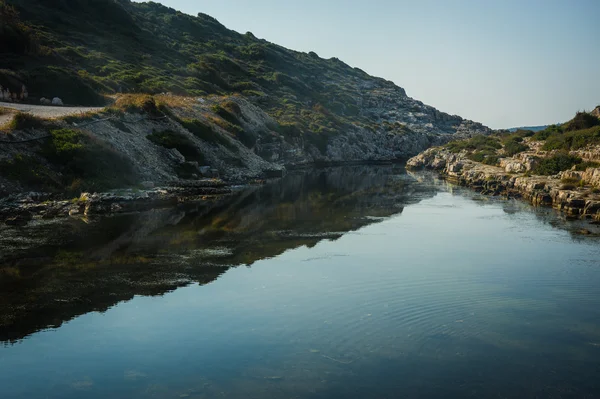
left=0, top=165, right=438, bottom=344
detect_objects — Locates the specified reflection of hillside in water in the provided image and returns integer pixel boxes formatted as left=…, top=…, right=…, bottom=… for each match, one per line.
left=0, top=166, right=438, bottom=343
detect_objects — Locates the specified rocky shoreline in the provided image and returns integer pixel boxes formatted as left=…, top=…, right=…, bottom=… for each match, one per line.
left=407, top=147, right=600, bottom=223
left=0, top=179, right=235, bottom=226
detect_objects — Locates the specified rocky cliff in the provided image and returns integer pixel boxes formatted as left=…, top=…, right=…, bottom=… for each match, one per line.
left=0, top=0, right=491, bottom=197
left=407, top=110, right=600, bottom=224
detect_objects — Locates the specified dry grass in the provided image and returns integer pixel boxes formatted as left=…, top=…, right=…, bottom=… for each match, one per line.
left=0, top=106, right=14, bottom=116
left=110, top=94, right=195, bottom=113
left=154, top=94, right=195, bottom=109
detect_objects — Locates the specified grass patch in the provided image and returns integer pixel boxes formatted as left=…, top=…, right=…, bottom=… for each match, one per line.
left=533, top=152, right=582, bottom=176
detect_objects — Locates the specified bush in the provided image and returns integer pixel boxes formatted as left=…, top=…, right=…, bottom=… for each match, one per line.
left=565, top=112, right=600, bottom=132
left=468, top=150, right=499, bottom=165
left=575, top=161, right=600, bottom=171
left=504, top=139, right=529, bottom=156
left=9, top=112, right=44, bottom=130
left=533, top=153, right=582, bottom=175
left=542, top=126, right=600, bottom=151
left=533, top=125, right=563, bottom=141
left=445, top=135, right=501, bottom=153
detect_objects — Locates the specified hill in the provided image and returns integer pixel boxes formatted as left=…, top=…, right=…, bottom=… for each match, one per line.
left=0, top=0, right=490, bottom=195
left=507, top=125, right=549, bottom=133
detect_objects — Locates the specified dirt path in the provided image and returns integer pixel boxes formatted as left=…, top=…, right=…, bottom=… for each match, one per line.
left=0, top=102, right=103, bottom=120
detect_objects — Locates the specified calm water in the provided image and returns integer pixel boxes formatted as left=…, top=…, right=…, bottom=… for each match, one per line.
left=1, top=167, right=600, bottom=399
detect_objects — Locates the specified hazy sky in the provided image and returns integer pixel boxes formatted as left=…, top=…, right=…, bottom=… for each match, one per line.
left=135, top=0, right=600, bottom=129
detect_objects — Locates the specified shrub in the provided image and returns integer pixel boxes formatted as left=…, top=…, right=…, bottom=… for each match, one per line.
left=468, top=150, right=499, bottom=165
left=575, top=161, right=600, bottom=171
left=565, top=112, right=600, bottom=132
left=542, top=126, right=600, bottom=151
left=533, top=153, right=582, bottom=175
left=533, top=125, right=563, bottom=141
left=504, top=139, right=529, bottom=156
left=445, top=135, right=501, bottom=153
left=9, top=112, right=44, bottom=130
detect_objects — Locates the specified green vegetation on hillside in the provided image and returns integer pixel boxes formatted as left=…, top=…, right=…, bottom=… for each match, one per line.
left=532, top=152, right=582, bottom=176
left=531, top=112, right=600, bottom=151
left=0, top=0, right=404, bottom=147
left=442, top=110, right=600, bottom=174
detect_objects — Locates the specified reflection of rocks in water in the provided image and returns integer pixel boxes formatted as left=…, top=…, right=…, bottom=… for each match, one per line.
left=0, top=166, right=439, bottom=343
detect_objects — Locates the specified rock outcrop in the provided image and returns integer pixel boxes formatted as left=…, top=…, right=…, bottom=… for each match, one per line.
left=408, top=147, right=600, bottom=221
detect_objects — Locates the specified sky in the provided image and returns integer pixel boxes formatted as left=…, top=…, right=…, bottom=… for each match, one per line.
left=134, top=0, right=599, bottom=129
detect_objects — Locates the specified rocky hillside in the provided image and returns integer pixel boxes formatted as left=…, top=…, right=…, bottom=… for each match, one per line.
left=0, top=0, right=490, bottom=195
left=407, top=107, right=600, bottom=223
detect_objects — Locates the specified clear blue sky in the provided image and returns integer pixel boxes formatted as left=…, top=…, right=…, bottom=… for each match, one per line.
left=135, top=0, right=600, bottom=129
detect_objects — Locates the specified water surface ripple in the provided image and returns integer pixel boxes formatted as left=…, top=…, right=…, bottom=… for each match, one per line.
left=1, top=166, right=599, bottom=399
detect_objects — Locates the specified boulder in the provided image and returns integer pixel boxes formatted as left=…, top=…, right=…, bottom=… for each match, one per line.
left=52, top=97, right=64, bottom=106
left=504, top=161, right=526, bottom=173
left=40, top=98, right=52, bottom=105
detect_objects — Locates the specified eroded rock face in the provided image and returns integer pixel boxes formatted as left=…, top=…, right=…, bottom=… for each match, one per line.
left=407, top=148, right=600, bottom=221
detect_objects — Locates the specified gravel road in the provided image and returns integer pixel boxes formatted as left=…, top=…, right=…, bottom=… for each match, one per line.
left=0, top=101, right=103, bottom=120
